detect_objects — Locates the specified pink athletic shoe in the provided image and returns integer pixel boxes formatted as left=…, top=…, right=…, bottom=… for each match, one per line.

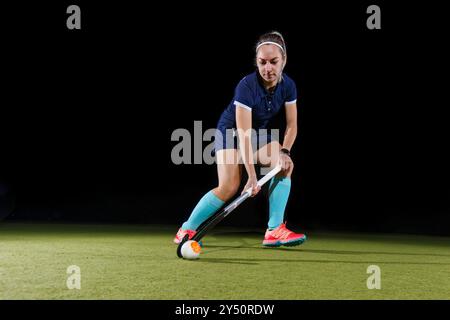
left=263, top=223, right=307, bottom=247
left=173, top=228, right=197, bottom=244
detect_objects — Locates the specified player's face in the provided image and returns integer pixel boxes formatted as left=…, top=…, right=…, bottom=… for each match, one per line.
left=256, top=45, right=285, bottom=86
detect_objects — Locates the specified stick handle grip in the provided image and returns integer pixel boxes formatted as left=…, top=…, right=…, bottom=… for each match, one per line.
left=244, top=166, right=282, bottom=196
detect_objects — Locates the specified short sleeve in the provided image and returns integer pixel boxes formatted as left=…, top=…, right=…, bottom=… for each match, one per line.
left=233, top=78, right=254, bottom=111
left=285, top=77, right=297, bottom=105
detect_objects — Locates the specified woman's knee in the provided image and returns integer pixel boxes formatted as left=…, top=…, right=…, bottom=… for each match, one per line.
left=286, top=162, right=294, bottom=177
left=277, top=161, right=294, bottom=178
left=214, top=182, right=240, bottom=201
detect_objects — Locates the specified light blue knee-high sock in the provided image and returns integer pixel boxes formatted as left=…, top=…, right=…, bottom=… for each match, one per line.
left=268, top=176, right=291, bottom=229
left=182, top=190, right=225, bottom=230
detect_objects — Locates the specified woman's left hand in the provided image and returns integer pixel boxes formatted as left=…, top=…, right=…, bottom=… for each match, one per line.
left=279, top=152, right=293, bottom=171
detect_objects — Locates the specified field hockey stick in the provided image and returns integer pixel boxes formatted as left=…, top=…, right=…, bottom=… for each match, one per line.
left=177, top=165, right=282, bottom=257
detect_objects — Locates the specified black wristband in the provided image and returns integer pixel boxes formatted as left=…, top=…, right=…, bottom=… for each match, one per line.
left=280, top=148, right=291, bottom=156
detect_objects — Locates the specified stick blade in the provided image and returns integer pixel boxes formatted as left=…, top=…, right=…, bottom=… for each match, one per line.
left=176, top=234, right=189, bottom=258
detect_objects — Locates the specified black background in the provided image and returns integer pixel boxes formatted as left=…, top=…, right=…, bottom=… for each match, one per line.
left=1, top=1, right=449, bottom=235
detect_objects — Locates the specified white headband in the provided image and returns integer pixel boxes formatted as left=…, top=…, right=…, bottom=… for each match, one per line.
left=256, top=41, right=285, bottom=53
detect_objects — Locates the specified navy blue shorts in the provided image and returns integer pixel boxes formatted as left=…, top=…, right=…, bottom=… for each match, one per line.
left=214, top=127, right=273, bottom=153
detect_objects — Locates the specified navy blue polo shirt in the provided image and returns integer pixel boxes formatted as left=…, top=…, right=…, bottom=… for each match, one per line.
left=217, top=71, right=297, bottom=131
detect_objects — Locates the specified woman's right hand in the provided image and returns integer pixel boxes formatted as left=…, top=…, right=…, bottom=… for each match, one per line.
left=242, top=175, right=261, bottom=197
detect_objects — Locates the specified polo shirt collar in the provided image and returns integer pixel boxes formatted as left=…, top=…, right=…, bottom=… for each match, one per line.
left=256, top=71, right=282, bottom=96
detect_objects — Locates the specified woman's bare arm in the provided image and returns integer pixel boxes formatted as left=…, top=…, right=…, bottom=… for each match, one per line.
left=283, top=103, right=298, bottom=151
left=236, top=106, right=257, bottom=178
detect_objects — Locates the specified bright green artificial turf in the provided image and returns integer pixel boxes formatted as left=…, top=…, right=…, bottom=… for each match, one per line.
left=0, top=222, right=449, bottom=299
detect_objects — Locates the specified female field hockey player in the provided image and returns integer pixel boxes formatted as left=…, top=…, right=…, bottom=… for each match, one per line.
left=174, top=31, right=306, bottom=247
